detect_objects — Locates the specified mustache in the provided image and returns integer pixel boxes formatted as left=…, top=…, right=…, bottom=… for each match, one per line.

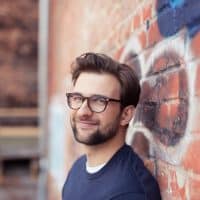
left=72, top=116, right=99, bottom=124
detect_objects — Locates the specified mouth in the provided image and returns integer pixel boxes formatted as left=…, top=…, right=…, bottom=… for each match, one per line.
left=76, top=120, right=98, bottom=129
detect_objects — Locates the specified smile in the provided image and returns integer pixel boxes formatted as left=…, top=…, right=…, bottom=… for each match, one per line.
left=76, top=120, right=98, bottom=129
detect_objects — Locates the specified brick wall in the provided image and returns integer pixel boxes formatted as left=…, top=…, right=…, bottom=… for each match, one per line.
left=48, top=0, right=200, bottom=199
left=0, top=0, right=38, bottom=107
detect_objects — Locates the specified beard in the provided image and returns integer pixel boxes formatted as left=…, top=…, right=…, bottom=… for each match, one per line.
left=71, top=114, right=121, bottom=145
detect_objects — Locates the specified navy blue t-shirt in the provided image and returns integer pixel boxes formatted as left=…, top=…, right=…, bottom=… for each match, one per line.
left=62, top=144, right=161, bottom=200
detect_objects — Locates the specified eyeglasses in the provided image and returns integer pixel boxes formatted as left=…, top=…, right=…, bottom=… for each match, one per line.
left=66, top=92, right=121, bottom=113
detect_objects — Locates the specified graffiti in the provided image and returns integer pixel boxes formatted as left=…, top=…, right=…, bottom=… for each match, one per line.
left=119, top=0, right=200, bottom=166
left=121, top=34, right=196, bottom=164
left=144, top=44, right=189, bottom=146
left=156, top=0, right=200, bottom=37
left=169, top=0, right=185, bottom=8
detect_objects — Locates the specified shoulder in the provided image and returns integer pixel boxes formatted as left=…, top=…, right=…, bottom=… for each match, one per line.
left=69, top=154, right=86, bottom=174
left=125, top=145, right=161, bottom=200
left=63, top=154, right=86, bottom=184
left=114, top=145, right=161, bottom=199
left=62, top=155, right=86, bottom=192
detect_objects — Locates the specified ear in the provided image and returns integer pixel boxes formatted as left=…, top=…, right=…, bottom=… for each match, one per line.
left=120, top=105, right=135, bottom=126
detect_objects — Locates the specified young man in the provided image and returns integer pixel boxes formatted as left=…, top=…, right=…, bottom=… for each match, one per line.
left=62, top=53, right=161, bottom=200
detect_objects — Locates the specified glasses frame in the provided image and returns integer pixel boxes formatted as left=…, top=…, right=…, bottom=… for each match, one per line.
left=66, top=92, right=121, bottom=113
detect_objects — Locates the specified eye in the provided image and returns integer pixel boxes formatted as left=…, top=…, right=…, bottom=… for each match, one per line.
left=91, top=95, right=107, bottom=105
left=71, top=94, right=82, bottom=102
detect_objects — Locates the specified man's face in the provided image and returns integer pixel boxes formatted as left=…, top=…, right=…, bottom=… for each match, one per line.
left=69, top=72, right=122, bottom=145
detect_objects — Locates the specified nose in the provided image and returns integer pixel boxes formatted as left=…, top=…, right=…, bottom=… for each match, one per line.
left=77, top=99, right=93, bottom=116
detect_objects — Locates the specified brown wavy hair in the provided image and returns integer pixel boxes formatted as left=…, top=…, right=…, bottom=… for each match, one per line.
left=71, top=52, right=140, bottom=108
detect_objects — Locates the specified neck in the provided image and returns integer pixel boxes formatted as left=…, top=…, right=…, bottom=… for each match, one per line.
left=84, top=130, right=125, bottom=167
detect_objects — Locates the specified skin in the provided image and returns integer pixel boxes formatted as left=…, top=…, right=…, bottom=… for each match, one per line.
left=69, top=72, right=134, bottom=167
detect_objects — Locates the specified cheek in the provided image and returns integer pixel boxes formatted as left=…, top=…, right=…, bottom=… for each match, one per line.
left=100, top=109, right=121, bottom=125
left=70, top=110, right=76, bottom=120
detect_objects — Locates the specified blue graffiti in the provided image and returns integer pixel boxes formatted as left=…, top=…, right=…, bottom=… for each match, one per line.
left=169, top=0, right=185, bottom=8
left=156, top=0, right=200, bottom=37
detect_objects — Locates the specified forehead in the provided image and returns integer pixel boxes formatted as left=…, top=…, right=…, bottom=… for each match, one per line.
left=73, top=72, right=121, bottom=98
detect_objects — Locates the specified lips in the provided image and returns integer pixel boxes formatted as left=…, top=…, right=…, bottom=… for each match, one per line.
left=76, top=120, right=98, bottom=129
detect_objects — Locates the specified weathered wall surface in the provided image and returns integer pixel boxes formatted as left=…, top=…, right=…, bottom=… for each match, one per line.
left=0, top=1, right=39, bottom=200
left=0, top=0, right=38, bottom=107
left=49, top=0, right=200, bottom=199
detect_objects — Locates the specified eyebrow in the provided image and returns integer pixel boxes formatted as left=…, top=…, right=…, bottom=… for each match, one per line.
left=69, top=93, right=121, bottom=103
left=71, top=92, right=105, bottom=97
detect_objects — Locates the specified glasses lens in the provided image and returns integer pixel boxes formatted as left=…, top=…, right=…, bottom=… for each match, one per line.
left=67, top=93, right=83, bottom=109
left=89, top=95, right=107, bottom=112
left=66, top=93, right=110, bottom=113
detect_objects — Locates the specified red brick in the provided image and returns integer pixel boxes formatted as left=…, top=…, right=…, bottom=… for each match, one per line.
left=119, top=22, right=132, bottom=45
left=168, top=170, right=186, bottom=199
left=157, top=102, right=170, bottom=129
left=158, top=99, right=180, bottom=137
left=182, top=139, right=200, bottom=174
left=146, top=43, right=185, bottom=72
left=168, top=99, right=179, bottom=119
left=191, top=32, right=200, bottom=58
left=133, top=13, right=141, bottom=30
left=153, top=56, right=169, bottom=73
left=141, top=72, right=184, bottom=102
left=107, top=31, right=119, bottom=51
left=157, top=69, right=188, bottom=100
left=171, top=99, right=188, bottom=138
left=138, top=30, right=147, bottom=49
left=114, top=46, right=124, bottom=60
left=157, top=161, right=169, bottom=190
left=155, top=99, right=187, bottom=146
left=148, top=21, right=162, bottom=47
left=191, top=97, right=200, bottom=133
left=188, top=176, right=200, bottom=200
left=140, top=79, right=157, bottom=102
left=178, top=69, right=189, bottom=98
left=142, top=3, right=152, bottom=22
left=152, top=75, right=167, bottom=101
left=195, top=63, right=200, bottom=96
left=166, top=71, right=180, bottom=99
left=157, top=161, right=187, bottom=199
left=126, top=20, right=133, bottom=39
left=167, top=72, right=182, bottom=99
